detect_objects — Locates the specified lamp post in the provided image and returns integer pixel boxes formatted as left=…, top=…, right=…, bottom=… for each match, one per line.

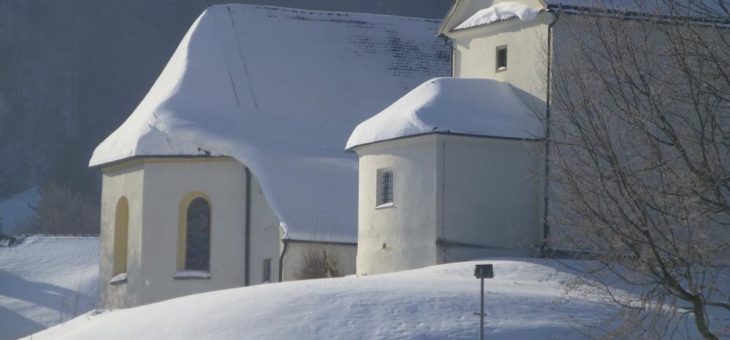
left=474, top=264, right=494, bottom=340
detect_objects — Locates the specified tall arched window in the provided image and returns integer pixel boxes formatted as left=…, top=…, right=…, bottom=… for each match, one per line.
left=178, top=194, right=211, bottom=272
left=112, top=197, right=129, bottom=276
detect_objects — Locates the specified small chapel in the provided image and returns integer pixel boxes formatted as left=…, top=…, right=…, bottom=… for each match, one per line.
left=90, top=4, right=449, bottom=308
left=348, top=0, right=555, bottom=275
left=92, top=0, right=646, bottom=308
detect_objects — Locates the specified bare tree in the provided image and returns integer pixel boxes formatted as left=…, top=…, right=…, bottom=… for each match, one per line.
left=547, top=1, right=730, bottom=338
left=23, top=181, right=100, bottom=235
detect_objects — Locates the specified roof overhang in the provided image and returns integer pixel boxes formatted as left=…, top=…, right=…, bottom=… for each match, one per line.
left=91, top=154, right=231, bottom=170
left=347, top=131, right=544, bottom=153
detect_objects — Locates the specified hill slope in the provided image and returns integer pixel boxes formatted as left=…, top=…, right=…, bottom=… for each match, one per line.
left=0, top=236, right=99, bottom=340
left=32, top=259, right=615, bottom=339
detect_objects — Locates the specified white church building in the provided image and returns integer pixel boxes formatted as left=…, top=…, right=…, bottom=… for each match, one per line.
left=91, top=0, right=670, bottom=308
left=89, top=4, right=449, bottom=308
left=348, top=0, right=555, bottom=275
left=347, top=77, right=545, bottom=275
left=347, top=0, right=696, bottom=275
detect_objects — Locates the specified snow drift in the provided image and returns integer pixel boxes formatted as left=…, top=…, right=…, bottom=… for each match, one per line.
left=32, top=259, right=618, bottom=340
left=0, top=236, right=99, bottom=340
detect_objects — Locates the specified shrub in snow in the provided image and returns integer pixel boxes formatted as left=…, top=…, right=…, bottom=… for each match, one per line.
left=297, top=247, right=341, bottom=280
left=0, top=233, right=18, bottom=247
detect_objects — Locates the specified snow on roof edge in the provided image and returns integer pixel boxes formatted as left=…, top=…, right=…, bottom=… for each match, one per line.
left=453, top=2, right=543, bottom=31
left=346, top=131, right=543, bottom=152
left=441, top=0, right=730, bottom=36
left=346, top=77, right=545, bottom=150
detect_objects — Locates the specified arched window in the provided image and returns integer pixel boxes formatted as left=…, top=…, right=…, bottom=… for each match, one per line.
left=112, top=197, right=129, bottom=276
left=178, top=194, right=211, bottom=272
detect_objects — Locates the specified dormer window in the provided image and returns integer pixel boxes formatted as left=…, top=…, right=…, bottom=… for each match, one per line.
left=496, top=45, right=508, bottom=72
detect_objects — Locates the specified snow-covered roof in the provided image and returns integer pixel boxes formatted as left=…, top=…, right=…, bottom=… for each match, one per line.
left=440, top=0, right=729, bottom=35
left=89, top=5, right=449, bottom=243
left=546, top=0, right=730, bottom=19
left=546, top=0, right=728, bottom=13
left=454, top=2, right=541, bottom=30
left=346, top=77, right=543, bottom=150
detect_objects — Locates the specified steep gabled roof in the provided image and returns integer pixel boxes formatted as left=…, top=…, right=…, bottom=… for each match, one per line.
left=346, top=77, right=544, bottom=150
left=90, top=4, right=450, bottom=242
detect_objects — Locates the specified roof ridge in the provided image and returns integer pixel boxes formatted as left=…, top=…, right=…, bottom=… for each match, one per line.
left=205, top=3, right=442, bottom=24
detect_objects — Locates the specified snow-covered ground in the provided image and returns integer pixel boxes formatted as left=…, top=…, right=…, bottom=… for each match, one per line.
left=32, top=259, right=620, bottom=339
left=0, top=236, right=98, bottom=340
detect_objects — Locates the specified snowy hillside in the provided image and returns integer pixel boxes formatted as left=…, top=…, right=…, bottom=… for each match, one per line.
left=0, top=236, right=99, bottom=340
left=33, top=259, right=620, bottom=339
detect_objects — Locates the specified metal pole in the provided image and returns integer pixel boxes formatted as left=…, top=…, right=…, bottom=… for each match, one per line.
left=480, top=277, right=484, bottom=340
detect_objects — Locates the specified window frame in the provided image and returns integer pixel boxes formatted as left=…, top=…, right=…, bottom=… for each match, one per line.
left=496, top=45, right=508, bottom=72
left=111, top=196, right=129, bottom=285
left=376, top=168, right=394, bottom=208
left=263, top=258, right=272, bottom=283
left=176, top=192, right=212, bottom=278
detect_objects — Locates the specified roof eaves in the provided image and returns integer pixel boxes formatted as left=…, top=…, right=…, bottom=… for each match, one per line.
left=437, top=0, right=463, bottom=37
left=91, top=154, right=229, bottom=170
left=347, top=131, right=544, bottom=152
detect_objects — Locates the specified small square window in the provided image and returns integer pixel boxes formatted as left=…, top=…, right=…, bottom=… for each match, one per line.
left=496, top=46, right=507, bottom=72
left=376, top=169, right=394, bottom=207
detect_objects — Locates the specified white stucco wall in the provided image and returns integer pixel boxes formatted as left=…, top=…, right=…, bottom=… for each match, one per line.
left=99, top=162, right=144, bottom=308
left=543, top=14, right=715, bottom=250
left=449, top=11, right=553, bottom=112
left=442, top=4, right=552, bottom=256
left=351, top=2, right=552, bottom=275
left=354, top=134, right=544, bottom=275
left=280, top=241, right=356, bottom=281
left=543, top=14, right=589, bottom=250
left=99, top=157, right=280, bottom=308
left=248, top=174, right=282, bottom=284
left=440, top=135, right=544, bottom=261
left=354, top=135, right=441, bottom=275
